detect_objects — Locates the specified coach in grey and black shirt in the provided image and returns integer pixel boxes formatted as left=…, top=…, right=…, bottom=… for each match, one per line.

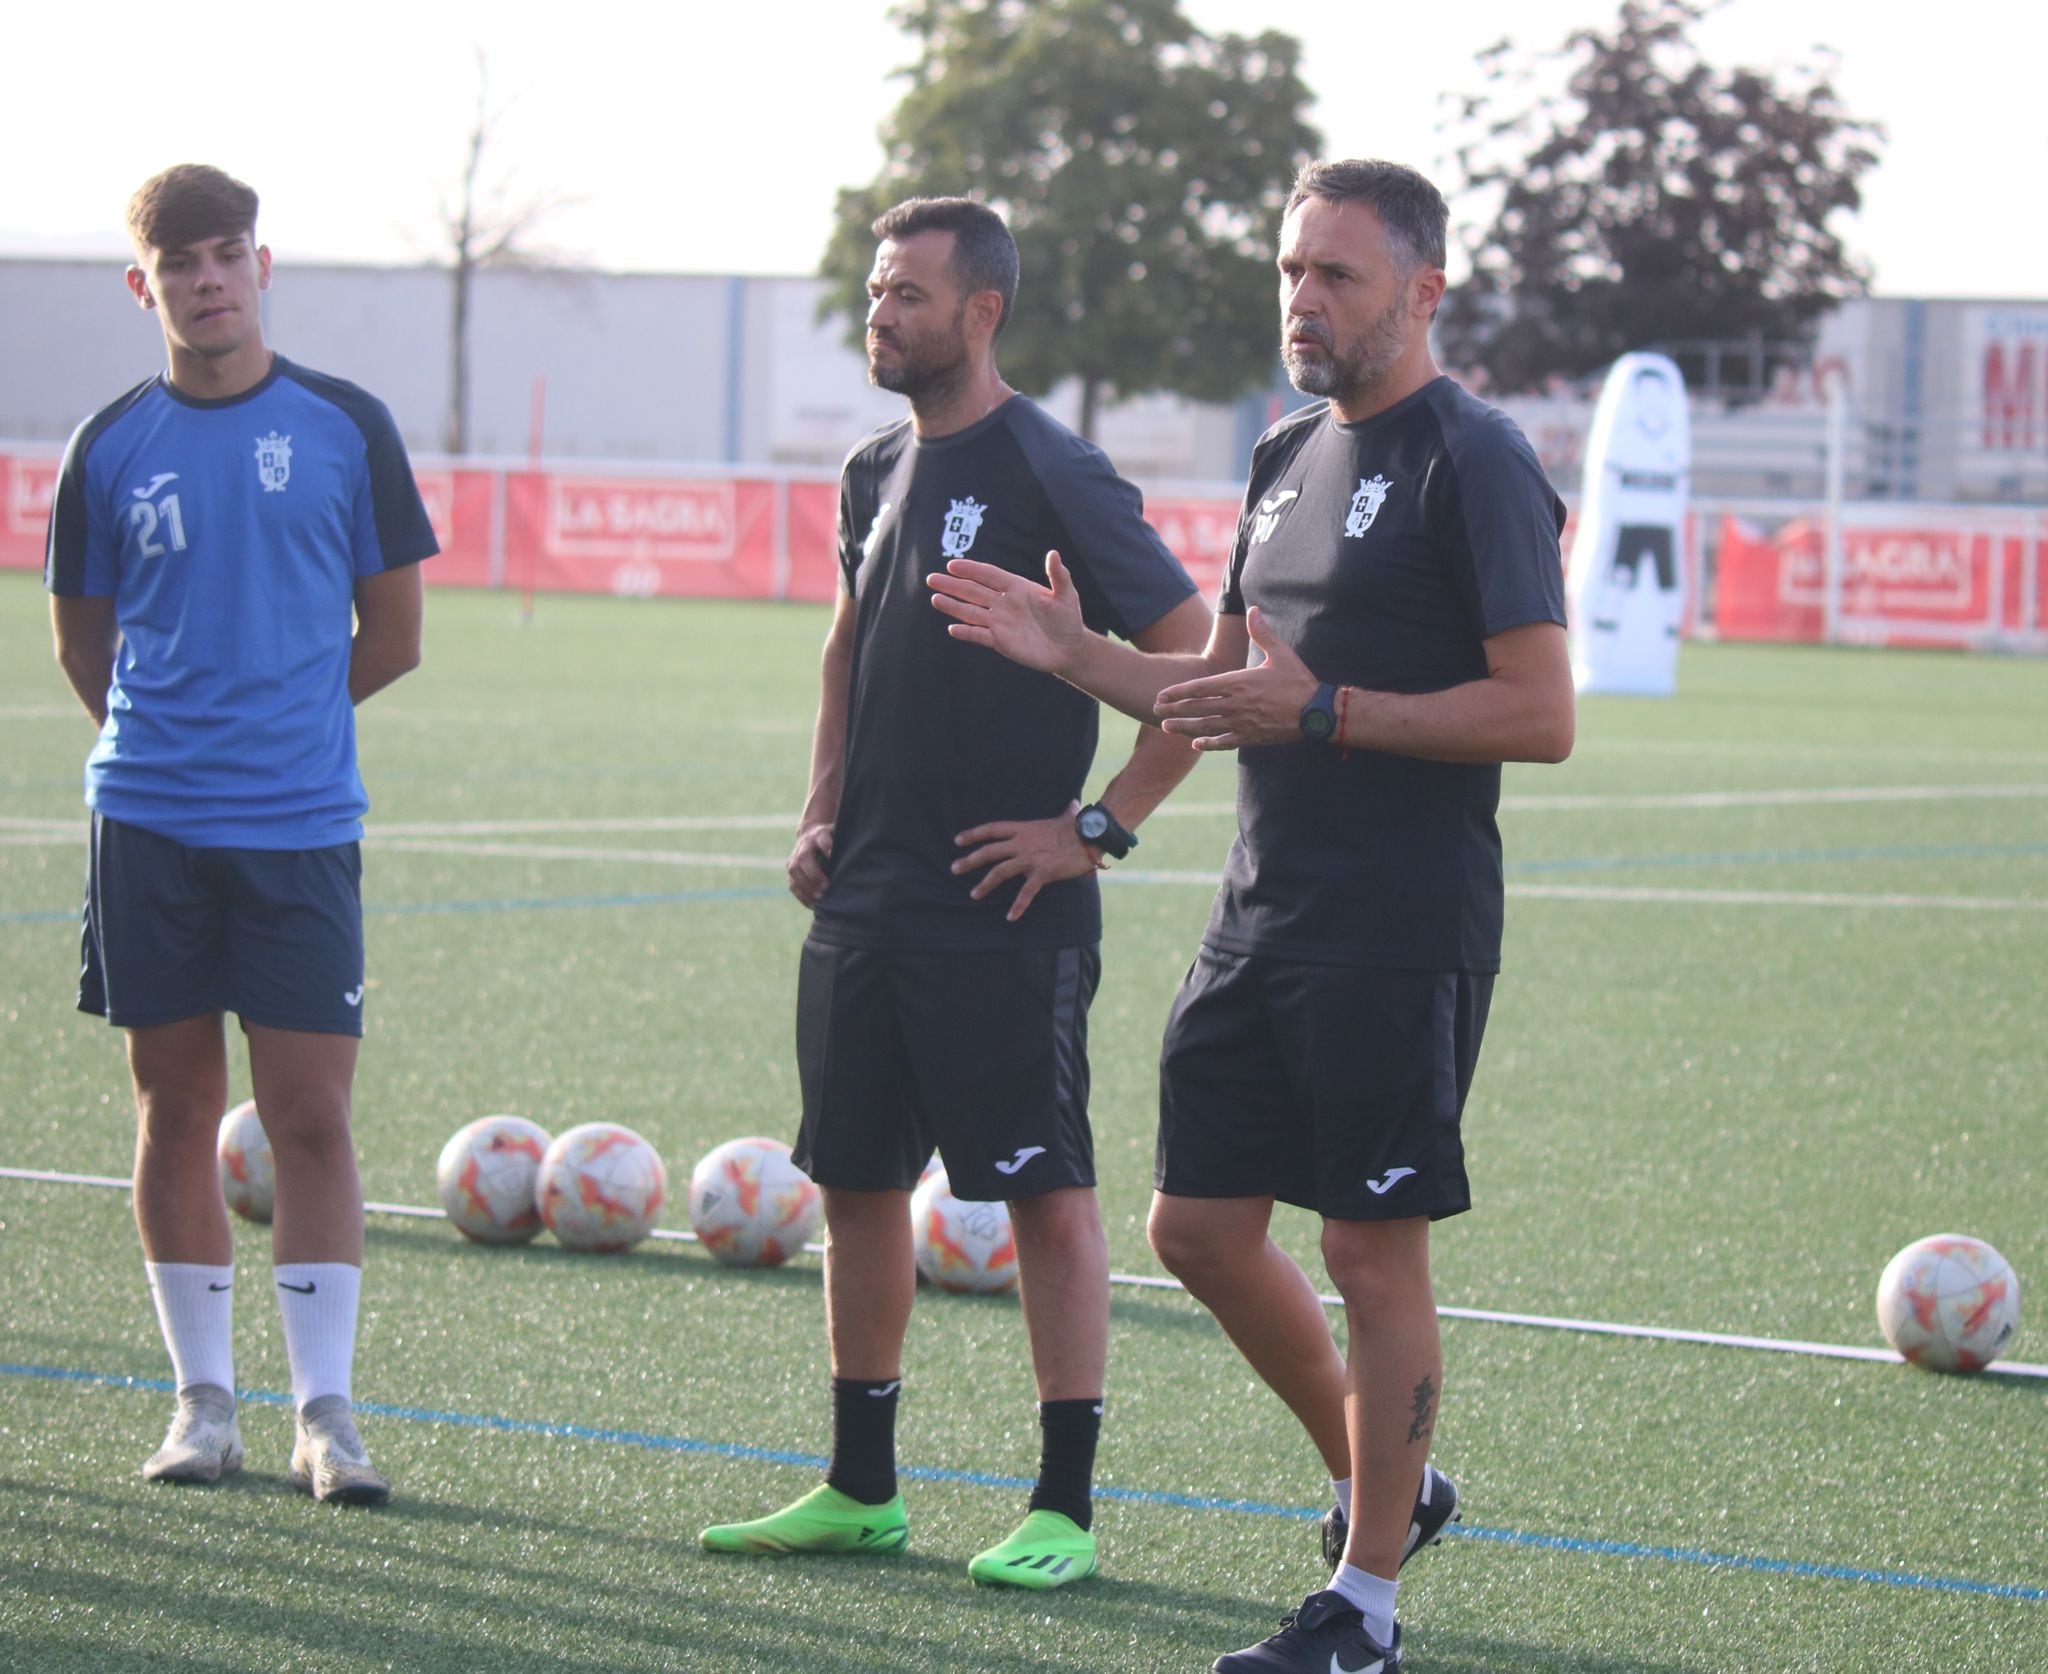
left=929, top=158, right=1574, bottom=1674
left=697, top=196, right=1208, bottom=1590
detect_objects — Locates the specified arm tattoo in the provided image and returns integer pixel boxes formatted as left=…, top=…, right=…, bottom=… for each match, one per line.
left=1406, top=1374, right=1437, bottom=1445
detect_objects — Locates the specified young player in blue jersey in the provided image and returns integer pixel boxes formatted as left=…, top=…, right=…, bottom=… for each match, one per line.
left=45, top=164, right=437, bottom=1505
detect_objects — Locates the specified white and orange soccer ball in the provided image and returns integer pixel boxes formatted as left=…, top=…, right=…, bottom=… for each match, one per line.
left=536, top=1122, right=667, bottom=1252
left=216, top=1099, right=274, bottom=1224
left=911, top=1167, right=1018, bottom=1295
left=1876, top=1233, right=2022, bottom=1373
left=687, top=1137, right=822, bottom=1267
left=436, top=1115, right=553, bottom=1245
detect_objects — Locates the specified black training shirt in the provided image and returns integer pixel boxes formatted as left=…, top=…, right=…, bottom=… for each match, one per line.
left=1206, top=376, right=1566, bottom=972
left=813, top=395, right=1196, bottom=951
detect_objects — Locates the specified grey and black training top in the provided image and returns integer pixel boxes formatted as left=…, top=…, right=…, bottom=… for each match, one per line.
left=813, top=395, right=1196, bottom=952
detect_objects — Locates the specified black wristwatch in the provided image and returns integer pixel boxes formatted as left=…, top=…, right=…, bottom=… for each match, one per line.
left=1075, top=802, right=1138, bottom=859
left=1299, top=681, right=1340, bottom=743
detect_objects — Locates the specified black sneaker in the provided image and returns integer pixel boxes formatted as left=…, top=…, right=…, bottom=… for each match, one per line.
left=1213, top=1590, right=1402, bottom=1673
left=1321, top=1464, right=1461, bottom=1569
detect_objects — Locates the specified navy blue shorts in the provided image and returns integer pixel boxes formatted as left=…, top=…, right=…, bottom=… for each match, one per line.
left=80, top=813, right=367, bottom=1036
left=1156, top=948, right=1493, bottom=1222
left=793, top=936, right=1098, bottom=1202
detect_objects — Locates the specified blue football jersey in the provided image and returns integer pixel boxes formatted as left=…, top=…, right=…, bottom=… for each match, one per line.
left=45, top=357, right=436, bottom=849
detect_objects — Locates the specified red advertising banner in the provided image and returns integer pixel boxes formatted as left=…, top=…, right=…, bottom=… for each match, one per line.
left=0, top=449, right=504, bottom=586
left=504, top=471, right=785, bottom=599
left=8, top=441, right=2038, bottom=652
left=1, top=451, right=59, bottom=573
left=1143, top=495, right=1241, bottom=601
left=784, top=480, right=842, bottom=603
left=413, top=468, right=497, bottom=589
left=1715, top=514, right=2047, bottom=646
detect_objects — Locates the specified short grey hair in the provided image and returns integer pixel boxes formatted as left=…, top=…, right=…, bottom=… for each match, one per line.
left=1284, top=159, right=1448, bottom=275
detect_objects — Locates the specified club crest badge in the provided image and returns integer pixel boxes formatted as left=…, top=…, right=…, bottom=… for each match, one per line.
left=1343, top=475, right=1391, bottom=539
left=940, top=496, right=988, bottom=559
left=254, top=432, right=292, bottom=494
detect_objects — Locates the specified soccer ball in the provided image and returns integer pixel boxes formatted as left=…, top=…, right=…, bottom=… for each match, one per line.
left=216, top=1099, right=274, bottom=1224
left=911, top=1168, right=1018, bottom=1295
left=436, top=1115, right=553, bottom=1245
left=1876, top=1234, right=2022, bottom=1373
left=536, top=1122, right=667, bottom=1252
left=687, top=1137, right=822, bottom=1267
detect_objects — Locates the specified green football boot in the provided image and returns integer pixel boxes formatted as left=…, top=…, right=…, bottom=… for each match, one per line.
left=967, top=1509, right=1098, bottom=1589
left=699, top=1483, right=909, bottom=1555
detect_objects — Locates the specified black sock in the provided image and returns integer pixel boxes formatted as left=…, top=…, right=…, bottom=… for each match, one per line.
left=1026, top=1397, right=1103, bottom=1531
left=824, top=1376, right=900, bottom=1506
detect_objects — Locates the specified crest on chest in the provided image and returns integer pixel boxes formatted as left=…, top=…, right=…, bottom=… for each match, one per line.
left=940, top=496, right=988, bottom=558
left=254, top=431, right=293, bottom=494
left=1343, top=474, right=1392, bottom=539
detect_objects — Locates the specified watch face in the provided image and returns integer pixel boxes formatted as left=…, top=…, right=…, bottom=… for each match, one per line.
left=1078, top=809, right=1109, bottom=840
left=1302, top=708, right=1334, bottom=738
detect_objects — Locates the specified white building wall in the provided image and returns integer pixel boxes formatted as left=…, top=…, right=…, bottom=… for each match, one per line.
left=0, top=259, right=165, bottom=438
left=3, top=257, right=2041, bottom=500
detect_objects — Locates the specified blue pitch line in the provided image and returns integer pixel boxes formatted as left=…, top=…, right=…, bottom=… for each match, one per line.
left=7, top=1362, right=2042, bottom=1604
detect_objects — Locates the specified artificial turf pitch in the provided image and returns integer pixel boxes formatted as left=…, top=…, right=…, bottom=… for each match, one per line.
left=1, top=572, right=2043, bottom=1672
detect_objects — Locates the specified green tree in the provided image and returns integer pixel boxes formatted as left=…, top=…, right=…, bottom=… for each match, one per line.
left=1439, top=0, right=1882, bottom=395
left=821, top=0, right=1320, bottom=439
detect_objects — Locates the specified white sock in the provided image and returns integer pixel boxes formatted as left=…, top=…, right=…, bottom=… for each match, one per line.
left=272, top=1262, right=361, bottom=1409
left=1331, top=1474, right=1352, bottom=1517
left=1328, top=1562, right=1398, bottom=1646
left=144, top=1262, right=235, bottom=1394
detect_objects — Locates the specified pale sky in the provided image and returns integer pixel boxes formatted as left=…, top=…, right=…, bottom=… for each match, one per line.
left=3, top=0, right=2041, bottom=299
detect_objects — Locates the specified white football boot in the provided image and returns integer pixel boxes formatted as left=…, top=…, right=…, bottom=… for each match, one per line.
left=142, top=1383, right=244, bottom=1484
left=288, top=1394, right=390, bottom=1506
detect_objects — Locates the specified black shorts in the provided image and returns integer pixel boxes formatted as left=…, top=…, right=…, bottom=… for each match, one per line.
left=1156, top=947, right=1493, bottom=1222
left=793, top=936, right=1099, bottom=1202
left=80, top=813, right=367, bottom=1036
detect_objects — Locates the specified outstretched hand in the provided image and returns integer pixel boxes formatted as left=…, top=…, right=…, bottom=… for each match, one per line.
left=952, top=800, right=1098, bottom=922
left=928, top=550, right=1084, bottom=676
left=1154, top=607, right=1319, bottom=751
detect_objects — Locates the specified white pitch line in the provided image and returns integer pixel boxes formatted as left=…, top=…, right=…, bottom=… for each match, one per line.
left=6, top=1165, right=2042, bottom=1380
left=7, top=784, right=2042, bottom=851
left=354, top=784, right=2048, bottom=835
left=1574, top=739, right=2048, bottom=767
left=1499, top=784, right=2048, bottom=812
left=10, top=834, right=2033, bottom=910
left=369, top=814, right=800, bottom=837
left=1510, top=883, right=2048, bottom=912
left=369, top=838, right=787, bottom=871
left=7, top=832, right=2035, bottom=911
left=1123, top=874, right=2048, bottom=913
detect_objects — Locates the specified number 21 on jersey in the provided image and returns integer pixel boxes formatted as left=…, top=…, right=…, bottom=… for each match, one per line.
left=126, top=491, right=188, bottom=557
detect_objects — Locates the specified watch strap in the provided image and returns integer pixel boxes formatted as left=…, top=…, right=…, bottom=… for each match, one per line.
left=1075, top=802, right=1138, bottom=859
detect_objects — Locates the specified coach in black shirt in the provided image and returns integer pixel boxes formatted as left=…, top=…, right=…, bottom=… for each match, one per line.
left=931, top=160, right=1574, bottom=1673
left=700, top=198, right=1207, bottom=1589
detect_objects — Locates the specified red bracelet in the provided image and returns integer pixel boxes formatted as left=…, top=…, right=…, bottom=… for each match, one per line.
left=1336, top=684, right=1352, bottom=759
